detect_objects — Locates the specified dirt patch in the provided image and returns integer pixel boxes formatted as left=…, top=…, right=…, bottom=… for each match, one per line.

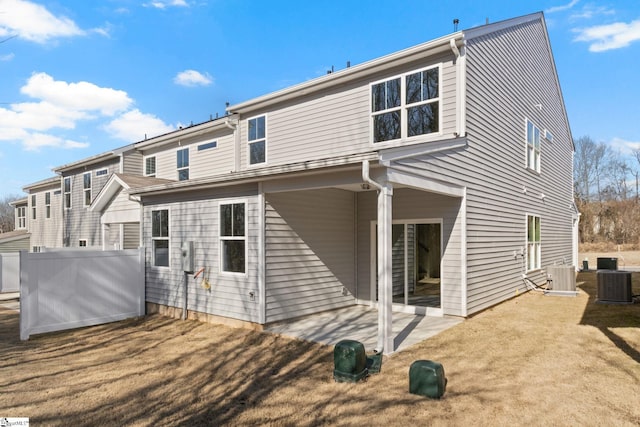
left=1, top=273, right=639, bottom=426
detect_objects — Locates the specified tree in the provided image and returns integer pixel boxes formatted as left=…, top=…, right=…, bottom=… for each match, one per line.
left=0, top=194, right=21, bottom=233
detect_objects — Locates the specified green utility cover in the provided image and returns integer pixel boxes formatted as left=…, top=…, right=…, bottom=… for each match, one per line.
left=333, top=340, right=368, bottom=383
left=367, top=353, right=383, bottom=374
left=409, top=360, right=447, bottom=398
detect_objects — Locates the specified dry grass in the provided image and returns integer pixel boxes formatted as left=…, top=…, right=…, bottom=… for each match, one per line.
left=1, top=272, right=639, bottom=426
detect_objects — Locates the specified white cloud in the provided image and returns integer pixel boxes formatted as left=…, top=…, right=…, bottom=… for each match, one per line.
left=609, top=137, right=640, bottom=155
left=0, top=53, right=14, bottom=61
left=104, top=109, right=175, bottom=142
left=22, top=133, right=89, bottom=152
left=21, top=72, right=132, bottom=115
left=3, top=101, right=89, bottom=131
left=546, top=0, right=580, bottom=14
left=144, top=0, right=189, bottom=10
left=0, top=0, right=85, bottom=43
left=173, top=70, right=213, bottom=87
left=570, top=5, right=615, bottom=21
left=574, top=19, right=640, bottom=52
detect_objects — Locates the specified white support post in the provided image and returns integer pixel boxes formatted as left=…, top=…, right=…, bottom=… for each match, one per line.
left=377, top=181, right=394, bottom=354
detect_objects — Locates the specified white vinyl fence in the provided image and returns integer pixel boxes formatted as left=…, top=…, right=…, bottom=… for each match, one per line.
left=0, top=252, right=20, bottom=293
left=20, top=248, right=145, bottom=340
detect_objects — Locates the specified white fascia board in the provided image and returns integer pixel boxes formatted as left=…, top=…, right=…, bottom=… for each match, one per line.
left=22, top=176, right=60, bottom=192
left=129, top=152, right=379, bottom=196
left=386, top=168, right=465, bottom=198
left=228, top=34, right=464, bottom=114
left=462, top=12, right=543, bottom=40
left=379, top=137, right=468, bottom=166
left=89, top=174, right=128, bottom=212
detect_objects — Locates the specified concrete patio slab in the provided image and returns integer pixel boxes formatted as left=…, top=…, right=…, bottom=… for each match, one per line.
left=265, top=305, right=462, bottom=354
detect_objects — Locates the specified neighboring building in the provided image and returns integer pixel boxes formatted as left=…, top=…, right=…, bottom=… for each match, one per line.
left=52, top=145, right=138, bottom=248
left=16, top=12, right=576, bottom=353
left=22, top=177, right=63, bottom=251
left=0, top=230, right=30, bottom=252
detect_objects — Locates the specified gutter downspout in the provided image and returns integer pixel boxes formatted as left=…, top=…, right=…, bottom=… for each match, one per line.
left=362, top=160, right=394, bottom=354
left=224, top=115, right=240, bottom=172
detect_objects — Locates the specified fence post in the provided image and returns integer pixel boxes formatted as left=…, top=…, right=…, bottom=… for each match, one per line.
left=138, top=247, right=145, bottom=316
left=19, top=250, right=30, bottom=341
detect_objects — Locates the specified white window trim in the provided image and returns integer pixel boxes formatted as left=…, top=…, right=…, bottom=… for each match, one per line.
left=95, top=168, right=108, bottom=176
left=151, top=208, right=170, bottom=269
left=83, top=172, right=92, bottom=207
left=45, top=191, right=51, bottom=219
left=79, top=239, right=87, bottom=247
left=63, top=177, right=72, bottom=210
left=144, top=155, right=157, bottom=177
left=17, top=206, right=26, bottom=229
left=197, top=140, right=218, bottom=151
left=219, top=199, right=248, bottom=276
left=31, top=195, right=36, bottom=220
left=176, top=147, right=189, bottom=181
left=525, top=118, right=541, bottom=173
left=247, top=114, right=267, bottom=167
left=369, top=63, right=443, bottom=147
left=526, top=213, right=541, bottom=272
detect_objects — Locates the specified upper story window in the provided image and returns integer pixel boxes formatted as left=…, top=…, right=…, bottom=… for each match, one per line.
left=248, top=115, right=266, bottom=165
left=220, top=202, right=246, bottom=274
left=371, top=65, right=440, bottom=143
left=45, top=192, right=51, bottom=219
left=17, top=206, right=26, bottom=229
left=95, top=168, right=108, bottom=177
left=145, top=156, right=156, bottom=177
left=177, top=148, right=189, bottom=181
left=527, top=214, right=541, bottom=271
left=31, top=195, right=36, bottom=220
left=63, top=177, right=72, bottom=209
left=152, top=209, right=169, bottom=267
left=198, top=141, right=217, bottom=151
left=83, top=172, right=92, bottom=207
left=526, top=119, right=541, bottom=173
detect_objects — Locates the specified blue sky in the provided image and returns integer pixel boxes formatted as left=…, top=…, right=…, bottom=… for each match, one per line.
left=1, top=0, right=639, bottom=200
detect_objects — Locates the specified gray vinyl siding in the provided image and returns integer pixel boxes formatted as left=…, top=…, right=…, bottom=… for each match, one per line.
left=122, top=151, right=143, bottom=175
left=28, top=185, right=63, bottom=249
left=63, top=159, right=120, bottom=247
left=143, top=184, right=261, bottom=323
left=356, top=189, right=463, bottom=316
left=264, top=189, right=356, bottom=323
left=388, top=18, right=573, bottom=315
left=237, top=52, right=458, bottom=169
left=143, top=131, right=235, bottom=181
left=0, top=236, right=30, bottom=252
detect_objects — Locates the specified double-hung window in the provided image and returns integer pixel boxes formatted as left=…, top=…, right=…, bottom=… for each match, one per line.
left=152, top=209, right=169, bottom=267
left=145, top=156, right=156, bottom=177
left=177, top=148, right=189, bottom=181
left=527, top=214, right=541, bottom=271
left=248, top=116, right=266, bottom=165
left=63, top=177, right=72, bottom=209
left=526, top=119, right=541, bottom=172
left=45, top=192, right=51, bottom=219
left=17, top=206, right=26, bottom=229
left=83, top=172, right=91, bottom=207
left=31, top=195, right=36, bottom=220
left=372, top=65, right=440, bottom=143
left=220, top=202, right=246, bottom=273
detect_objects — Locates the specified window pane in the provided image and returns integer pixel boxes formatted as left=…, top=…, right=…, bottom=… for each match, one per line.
left=233, top=203, right=245, bottom=236
left=372, top=82, right=386, bottom=112
left=222, top=240, right=245, bottom=273
left=249, top=140, right=265, bottom=164
left=146, top=157, right=156, bottom=175
left=249, top=118, right=257, bottom=141
left=84, top=190, right=91, bottom=206
left=256, top=116, right=265, bottom=139
left=387, top=78, right=401, bottom=109
left=177, top=148, right=189, bottom=168
left=84, top=173, right=90, bottom=189
left=45, top=192, right=50, bottom=204
left=407, top=103, right=439, bottom=137
left=64, top=178, right=71, bottom=193
left=65, top=194, right=71, bottom=209
left=178, top=169, right=189, bottom=181
left=152, top=211, right=161, bottom=237
left=406, top=72, right=422, bottom=104
left=221, top=204, right=232, bottom=236
left=527, top=121, right=534, bottom=145
left=534, top=217, right=541, bottom=241
left=154, top=240, right=169, bottom=267
left=423, top=68, right=439, bottom=100
left=152, top=210, right=168, bottom=237
left=373, top=111, right=401, bottom=142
